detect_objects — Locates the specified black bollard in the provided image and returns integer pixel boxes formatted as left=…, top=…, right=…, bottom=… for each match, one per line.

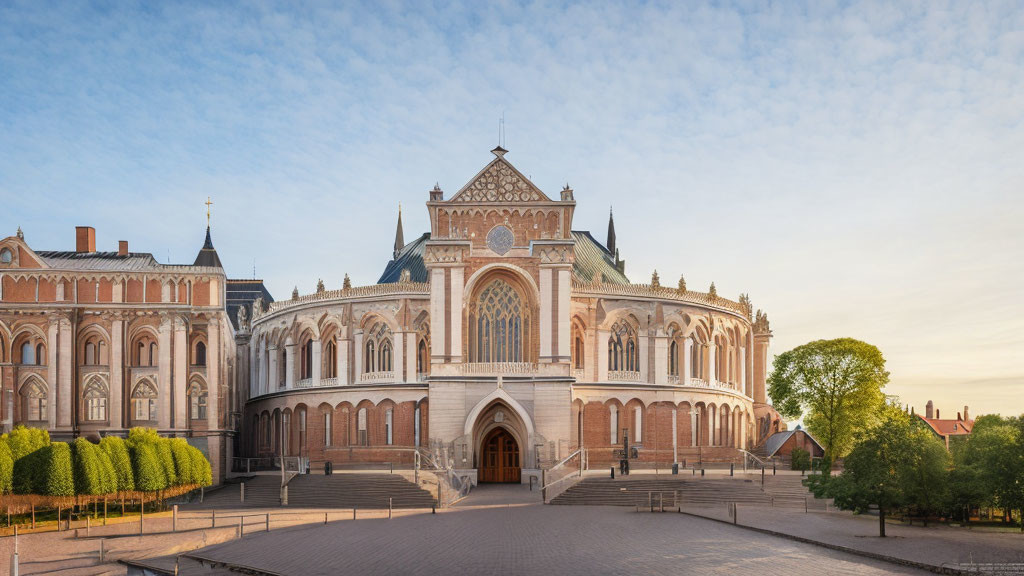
left=773, top=463, right=776, bottom=476
left=701, top=468, right=705, bottom=477
left=730, top=463, right=734, bottom=476
left=611, top=466, right=615, bottom=479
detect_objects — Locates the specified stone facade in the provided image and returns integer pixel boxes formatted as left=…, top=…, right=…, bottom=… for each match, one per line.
left=0, top=226, right=233, bottom=481
left=242, top=147, right=775, bottom=484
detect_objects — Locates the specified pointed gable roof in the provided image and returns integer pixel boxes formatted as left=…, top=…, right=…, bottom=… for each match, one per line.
left=193, top=226, right=223, bottom=268
left=448, top=148, right=552, bottom=203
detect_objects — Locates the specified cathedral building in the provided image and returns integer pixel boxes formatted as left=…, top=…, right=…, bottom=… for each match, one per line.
left=0, top=146, right=776, bottom=485
left=239, top=147, right=775, bottom=485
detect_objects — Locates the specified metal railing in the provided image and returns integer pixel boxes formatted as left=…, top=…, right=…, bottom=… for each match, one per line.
left=541, top=448, right=586, bottom=503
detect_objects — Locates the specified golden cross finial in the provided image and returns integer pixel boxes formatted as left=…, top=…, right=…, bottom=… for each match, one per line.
left=205, top=196, right=213, bottom=226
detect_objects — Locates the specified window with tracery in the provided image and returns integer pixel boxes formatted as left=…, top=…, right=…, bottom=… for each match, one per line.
left=473, top=279, right=527, bottom=362
left=364, top=322, right=393, bottom=373
left=22, top=379, right=47, bottom=421
left=132, top=379, right=158, bottom=421
left=300, top=337, right=313, bottom=379
left=188, top=381, right=208, bottom=420
left=607, top=320, right=638, bottom=371
left=324, top=338, right=337, bottom=378
left=83, top=378, right=107, bottom=421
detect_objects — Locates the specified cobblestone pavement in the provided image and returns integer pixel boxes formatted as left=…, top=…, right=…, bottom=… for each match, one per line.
left=186, top=485, right=932, bottom=576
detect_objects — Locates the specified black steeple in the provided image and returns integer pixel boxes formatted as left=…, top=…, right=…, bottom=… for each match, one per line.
left=193, top=226, right=223, bottom=268
left=393, top=204, right=405, bottom=259
left=606, top=206, right=616, bottom=255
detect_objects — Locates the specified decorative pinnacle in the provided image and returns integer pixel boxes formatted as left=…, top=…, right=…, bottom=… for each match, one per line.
left=205, top=196, right=213, bottom=227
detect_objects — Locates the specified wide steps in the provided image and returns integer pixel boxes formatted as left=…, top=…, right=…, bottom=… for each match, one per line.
left=190, top=474, right=436, bottom=510
left=551, top=475, right=829, bottom=510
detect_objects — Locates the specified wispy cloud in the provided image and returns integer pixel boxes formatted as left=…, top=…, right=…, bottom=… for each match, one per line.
left=1, top=1, right=1021, bottom=416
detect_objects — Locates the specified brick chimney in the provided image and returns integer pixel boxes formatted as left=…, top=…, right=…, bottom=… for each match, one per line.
left=937, top=408, right=940, bottom=419
left=964, top=405, right=969, bottom=421
left=75, top=226, right=96, bottom=253
left=925, top=400, right=933, bottom=419
left=118, top=240, right=129, bottom=257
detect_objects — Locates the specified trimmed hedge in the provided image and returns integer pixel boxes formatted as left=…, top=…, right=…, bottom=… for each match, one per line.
left=73, top=437, right=117, bottom=495
left=42, top=443, right=74, bottom=496
left=155, top=440, right=177, bottom=486
left=191, top=446, right=212, bottom=487
left=0, top=440, right=13, bottom=494
left=170, top=439, right=196, bottom=485
left=100, top=436, right=135, bottom=492
left=132, top=443, right=167, bottom=492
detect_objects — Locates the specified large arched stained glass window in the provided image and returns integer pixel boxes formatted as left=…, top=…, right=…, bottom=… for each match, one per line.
left=474, top=279, right=525, bottom=363
left=607, top=320, right=638, bottom=372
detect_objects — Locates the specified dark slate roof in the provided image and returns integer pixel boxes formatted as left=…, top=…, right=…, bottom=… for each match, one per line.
left=764, top=429, right=825, bottom=458
left=571, top=230, right=629, bottom=285
left=377, top=231, right=629, bottom=286
left=226, top=279, right=274, bottom=329
left=378, top=233, right=430, bottom=284
left=36, top=251, right=164, bottom=271
left=193, top=227, right=223, bottom=268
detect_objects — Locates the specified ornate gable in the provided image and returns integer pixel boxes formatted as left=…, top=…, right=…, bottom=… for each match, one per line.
left=449, top=149, right=551, bottom=203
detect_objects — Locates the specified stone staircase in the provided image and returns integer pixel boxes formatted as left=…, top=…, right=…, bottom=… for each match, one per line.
left=551, top=473, right=830, bottom=510
left=190, top=473, right=437, bottom=510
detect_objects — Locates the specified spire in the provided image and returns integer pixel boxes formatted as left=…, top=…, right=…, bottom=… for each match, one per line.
left=193, top=197, right=223, bottom=268
left=393, top=203, right=405, bottom=259
left=606, top=206, right=616, bottom=255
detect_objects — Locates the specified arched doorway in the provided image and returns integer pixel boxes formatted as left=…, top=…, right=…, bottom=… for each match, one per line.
left=479, top=427, right=520, bottom=483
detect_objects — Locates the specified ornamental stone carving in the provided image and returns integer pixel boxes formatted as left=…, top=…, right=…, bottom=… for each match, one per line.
left=754, top=310, right=771, bottom=334
left=425, top=245, right=466, bottom=264
left=537, top=245, right=572, bottom=264
left=452, top=160, right=545, bottom=203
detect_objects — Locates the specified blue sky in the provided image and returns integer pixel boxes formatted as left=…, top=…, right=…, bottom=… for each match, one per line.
left=1, top=1, right=1022, bottom=417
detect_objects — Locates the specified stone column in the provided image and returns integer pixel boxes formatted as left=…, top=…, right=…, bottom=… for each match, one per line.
left=405, top=333, right=417, bottom=382
left=638, top=331, right=649, bottom=382
left=284, top=342, right=296, bottom=390
left=110, top=317, right=123, bottom=430
left=557, top=269, right=571, bottom=363
left=708, top=344, right=717, bottom=384
left=449, top=267, right=463, bottom=363
left=682, top=338, right=692, bottom=384
left=207, top=317, right=220, bottom=431
left=429, top=269, right=446, bottom=361
left=597, top=329, right=610, bottom=381
left=47, top=317, right=60, bottom=428
left=353, top=332, right=363, bottom=381
left=311, top=339, right=322, bottom=386
left=690, top=406, right=697, bottom=447
left=653, top=333, right=667, bottom=385
left=173, top=317, right=187, bottom=429
left=393, top=331, right=404, bottom=383
left=671, top=409, right=678, bottom=463
left=338, top=337, right=350, bottom=385
left=157, top=317, right=172, bottom=429
left=539, top=268, right=552, bottom=361
left=738, top=347, right=746, bottom=394
left=753, top=333, right=770, bottom=404
left=267, top=346, right=278, bottom=392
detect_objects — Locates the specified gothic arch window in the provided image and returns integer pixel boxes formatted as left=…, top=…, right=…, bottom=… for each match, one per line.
left=473, top=279, right=526, bottom=363
left=356, top=407, right=368, bottom=446
left=21, top=342, right=33, bottom=365
left=188, top=381, right=208, bottom=421
left=572, top=323, right=585, bottom=370
left=82, top=334, right=108, bottom=366
left=131, top=379, right=158, bottom=422
left=300, top=337, right=313, bottom=379
left=669, top=341, right=678, bottom=376
left=416, top=338, right=428, bottom=375
left=194, top=341, right=207, bottom=367
left=35, top=343, right=43, bottom=365
left=364, top=322, right=393, bottom=374
left=324, top=337, right=337, bottom=379
left=21, top=378, right=47, bottom=422
left=0, top=248, right=11, bottom=264
left=83, top=378, right=107, bottom=422
left=607, top=319, right=638, bottom=372
left=133, top=334, right=158, bottom=367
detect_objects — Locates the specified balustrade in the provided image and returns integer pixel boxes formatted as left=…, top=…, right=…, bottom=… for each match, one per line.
left=359, top=371, right=395, bottom=383
left=607, top=370, right=642, bottom=382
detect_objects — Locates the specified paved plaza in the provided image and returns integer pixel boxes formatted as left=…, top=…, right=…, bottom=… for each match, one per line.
left=181, top=485, right=931, bottom=576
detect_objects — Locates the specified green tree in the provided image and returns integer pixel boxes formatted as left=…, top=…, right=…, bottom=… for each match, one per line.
left=0, top=438, right=13, bottom=494
left=170, top=438, right=196, bottom=485
left=768, top=338, right=888, bottom=470
left=900, top=426, right=951, bottom=525
left=43, top=443, right=75, bottom=497
left=791, top=447, right=811, bottom=472
left=132, top=442, right=167, bottom=492
left=100, top=436, right=135, bottom=492
left=7, top=425, right=49, bottom=460
left=952, top=415, right=1024, bottom=530
left=155, top=439, right=177, bottom=486
left=827, top=404, right=914, bottom=536
left=73, top=437, right=103, bottom=495
left=189, top=445, right=213, bottom=487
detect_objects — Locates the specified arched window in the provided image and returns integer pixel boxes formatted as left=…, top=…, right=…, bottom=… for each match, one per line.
left=195, top=341, right=207, bottom=367
left=83, top=378, right=107, bottom=422
left=609, top=405, right=618, bottom=444
left=416, top=338, right=428, bottom=375
left=574, top=333, right=584, bottom=370
left=134, top=336, right=158, bottom=367
left=324, top=338, right=337, bottom=379
left=131, top=379, right=158, bottom=422
left=364, top=322, right=393, bottom=374
left=473, top=279, right=526, bottom=363
left=690, top=333, right=704, bottom=379
left=21, top=379, right=47, bottom=422
left=149, top=342, right=157, bottom=366
left=669, top=340, right=678, bottom=376
left=300, top=338, right=313, bottom=379
left=188, top=381, right=208, bottom=420
left=85, top=342, right=96, bottom=365
left=357, top=408, right=368, bottom=446
left=607, top=320, right=637, bottom=372
left=35, top=343, right=43, bottom=365
left=634, top=406, right=643, bottom=442
left=385, top=408, right=393, bottom=445
left=21, top=342, right=33, bottom=365
left=324, top=412, right=333, bottom=446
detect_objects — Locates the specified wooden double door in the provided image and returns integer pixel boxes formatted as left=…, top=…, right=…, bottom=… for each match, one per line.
left=479, top=428, right=520, bottom=483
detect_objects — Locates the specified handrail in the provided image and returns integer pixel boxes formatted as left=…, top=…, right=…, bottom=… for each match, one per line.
left=541, top=448, right=586, bottom=503
left=737, top=449, right=771, bottom=470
